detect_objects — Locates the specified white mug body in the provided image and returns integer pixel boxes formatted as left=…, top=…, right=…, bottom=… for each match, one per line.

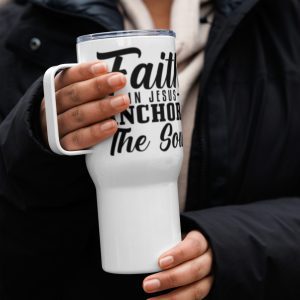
left=77, top=30, right=183, bottom=274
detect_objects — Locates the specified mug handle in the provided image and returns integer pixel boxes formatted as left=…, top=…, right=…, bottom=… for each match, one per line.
left=43, top=64, right=92, bottom=155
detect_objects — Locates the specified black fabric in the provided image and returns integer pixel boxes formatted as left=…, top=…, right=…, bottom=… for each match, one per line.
left=181, top=198, right=300, bottom=299
left=1, top=0, right=300, bottom=299
left=31, top=0, right=123, bottom=31
left=215, top=0, right=244, bottom=15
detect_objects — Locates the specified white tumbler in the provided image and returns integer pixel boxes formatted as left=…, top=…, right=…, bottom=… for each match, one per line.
left=43, top=30, right=183, bottom=274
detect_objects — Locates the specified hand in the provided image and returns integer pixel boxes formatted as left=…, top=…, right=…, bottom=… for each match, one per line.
left=143, top=230, right=214, bottom=300
left=40, top=60, right=130, bottom=150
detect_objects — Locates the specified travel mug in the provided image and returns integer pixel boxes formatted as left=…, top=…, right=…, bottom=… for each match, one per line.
left=43, top=30, right=183, bottom=274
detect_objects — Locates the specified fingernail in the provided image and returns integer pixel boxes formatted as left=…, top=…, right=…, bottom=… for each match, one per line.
left=107, top=74, right=126, bottom=87
left=90, top=62, right=107, bottom=74
left=143, top=279, right=161, bottom=292
left=100, top=120, right=115, bottom=131
left=159, top=255, right=174, bottom=268
left=111, top=95, right=129, bottom=108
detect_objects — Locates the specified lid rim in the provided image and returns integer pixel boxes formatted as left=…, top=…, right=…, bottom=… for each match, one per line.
left=77, top=29, right=176, bottom=43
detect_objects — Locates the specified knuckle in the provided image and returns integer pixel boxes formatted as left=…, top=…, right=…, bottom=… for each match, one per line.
left=175, top=243, right=195, bottom=263
left=98, top=99, right=116, bottom=119
left=68, top=85, right=80, bottom=104
left=58, top=116, right=66, bottom=134
left=90, top=124, right=102, bottom=140
left=190, top=260, right=202, bottom=281
left=174, top=245, right=186, bottom=260
left=70, top=131, right=82, bottom=148
left=194, top=284, right=205, bottom=300
left=165, top=272, right=180, bottom=288
left=187, top=236, right=205, bottom=255
left=70, top=107, right=84, bottom=124
left=95, top=77, right=103, bottom=92
left=55, top=90, right=65, bottom=112
left=97, top=100, right=107, bottom=116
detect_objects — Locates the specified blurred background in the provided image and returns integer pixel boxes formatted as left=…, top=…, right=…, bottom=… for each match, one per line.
left=0, top=0, right=10, bottom=5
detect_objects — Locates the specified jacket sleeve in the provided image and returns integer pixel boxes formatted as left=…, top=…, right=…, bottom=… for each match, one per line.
left=0, top=76, right=96, bottom=208
left=181, top=197, right=300, bottom=300
left=0, top=77, right=98, bottom=296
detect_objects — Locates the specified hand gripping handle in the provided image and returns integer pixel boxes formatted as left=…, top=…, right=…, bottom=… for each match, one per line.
left=43, top=64, right=92, bottom=155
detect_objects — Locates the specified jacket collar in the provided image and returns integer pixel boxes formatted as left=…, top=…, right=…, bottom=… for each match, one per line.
left=30, top=0, right=123, bottom=31
left=29, top=0, right=247, bottom=31
left=215, top=0, right=245, bottom=15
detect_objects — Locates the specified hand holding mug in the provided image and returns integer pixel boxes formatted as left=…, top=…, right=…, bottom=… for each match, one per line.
left=143, top=231, right=214, bottom=300
left=40, top=61, right=130, bottom=150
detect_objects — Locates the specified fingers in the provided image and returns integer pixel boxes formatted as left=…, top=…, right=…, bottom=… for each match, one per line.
left=40, top=99, right=48, bottom=144
left=143, top=248, right=213, bottom=293
left=55, top=72, right=127, bottom=114
left=158, top=230, right=209, bottom=270
left=60, top=119, right=118, bottom=151
left=146, top=276, right=214, bottom=300
left=41, top=61, right=129, bottom=150
left=57, top=94, right=130, bottom=137
left=54, top=60, right=108, bottom=90
left=143, top=231, right=213, bottom=299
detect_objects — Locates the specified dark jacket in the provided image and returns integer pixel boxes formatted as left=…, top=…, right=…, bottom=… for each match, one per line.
left=1, top=0, right=300, bottom=299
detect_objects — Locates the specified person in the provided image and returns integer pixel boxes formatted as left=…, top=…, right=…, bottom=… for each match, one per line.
left=0, top=0, right=300, bottom=299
